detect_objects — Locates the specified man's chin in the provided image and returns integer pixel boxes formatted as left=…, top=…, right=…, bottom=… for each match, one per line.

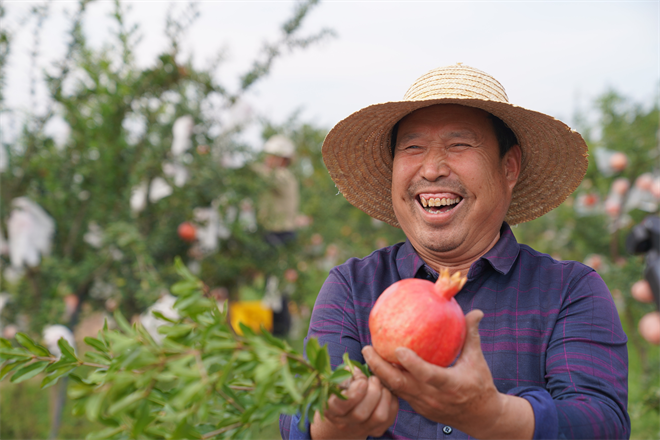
left=413, top=228, right=465, bottom=254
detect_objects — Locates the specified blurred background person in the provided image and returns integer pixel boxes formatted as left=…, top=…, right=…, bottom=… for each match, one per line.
left=253, top=134, right=300, bottom=337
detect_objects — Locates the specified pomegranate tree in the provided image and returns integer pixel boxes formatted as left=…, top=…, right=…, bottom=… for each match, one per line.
left=369, top=269, right=468, bottom=367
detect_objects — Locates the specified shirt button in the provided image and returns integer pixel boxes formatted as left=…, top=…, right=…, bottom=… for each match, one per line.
left=443, top=426, right=453, bottom=435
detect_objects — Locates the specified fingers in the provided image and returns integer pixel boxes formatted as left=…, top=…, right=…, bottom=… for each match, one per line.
left=460, top=309, right=485, bottom=358
left=362, top=346, right=408, bottom=392
left=394, top=347, right=442, bottom=385
left=325, top=375, right=389, bottom=428
left=327, top=376, right=368, bottom=416
left=350, top=376, right=386, bottom=421
left=369, top=385, right=400, bottom=437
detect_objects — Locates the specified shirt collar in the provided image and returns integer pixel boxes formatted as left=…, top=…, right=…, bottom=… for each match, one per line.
left=395, top=222, right=520, bottom=281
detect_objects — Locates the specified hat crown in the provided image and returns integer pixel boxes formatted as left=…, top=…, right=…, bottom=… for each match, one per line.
left=264, top=134, right=295, bottom=158
left=403, top=64, right=509, bottom=103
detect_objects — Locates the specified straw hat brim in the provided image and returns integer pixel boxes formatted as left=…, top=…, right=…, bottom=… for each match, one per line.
left=322, top=98, right=589, bottom=228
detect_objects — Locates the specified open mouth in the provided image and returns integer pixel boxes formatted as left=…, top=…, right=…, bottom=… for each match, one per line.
left=417, top=195, right=462, bottom=214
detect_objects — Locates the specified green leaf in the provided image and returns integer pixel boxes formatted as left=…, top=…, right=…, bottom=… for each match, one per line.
left=113, top=309, right=133, bottom=334
left=314, top=346, right=330, bottom=375
left=107, top=389, right=146, bottom=415
left=259, top=326, right=287, bottom=350
left=306, top=338, right=320, bottom=367
left=0, top=359, right=30, bottom=380
left=298, top=387, right=321, bottom=431
left=68, top=382, right=94, bottom=399
left=0, top=338, right=12, bottom=349
left=41, top=365, right=77, bottom=389
left=151, top=310, right=178, bottom=324
left=85, top=391, right=106, bottom=421
left=15, top=332, right=51, bottom=357
left=84, top=336, right=108, bottom=352
left=341, top=352, right=370, bottom=378
left=132, top=401, right=155, bottom=438
left=57, top=338, right=78, bottom=363
left=45, top=357, right=78, bottom=373
left=238, top=322, right=256, bottom=337
left=0, top=348, right=32, bottom=359
left=171, top=280, right=202, bottom=296
left=204, top=341, right=238, bottom=351
left=281, top=361, right=303, bottom=403
left=216, top=352, right=238, bottom=390
left=83, top=351, right=111, bottom=365
left=157, top=323, right=194, bottom=339
left=174, top=256, right=198, bottom=282
left=328, top=368, right=352, bottom=384
left=171, top=381, right=205, bottom=409
left=10, top=361, right=49, bottom=383
left=171, top=420, right=202, bottom=440
left=85, top=426, right=124, bottom=440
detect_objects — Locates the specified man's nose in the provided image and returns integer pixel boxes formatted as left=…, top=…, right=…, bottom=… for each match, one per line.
left=419, top=150, right=450, bottom=182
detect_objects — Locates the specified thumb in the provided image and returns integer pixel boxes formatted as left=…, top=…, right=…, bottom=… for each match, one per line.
left=461, top=309, right=484, bottom=357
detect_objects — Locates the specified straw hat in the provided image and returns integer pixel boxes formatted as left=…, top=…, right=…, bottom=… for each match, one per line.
left=322, top=64, right=588, bottom=227
left=264, top=135, right=296, bottom=158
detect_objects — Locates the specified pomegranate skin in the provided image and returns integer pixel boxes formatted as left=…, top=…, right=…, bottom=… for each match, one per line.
left=369, top=278, right=467, bottom=367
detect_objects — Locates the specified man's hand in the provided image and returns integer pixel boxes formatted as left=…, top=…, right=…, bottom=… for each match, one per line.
left=362, top=309, right=534, bottom=440
left=310, top=366, right=398, bottom=440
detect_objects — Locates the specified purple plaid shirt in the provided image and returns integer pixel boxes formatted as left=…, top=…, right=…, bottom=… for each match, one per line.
left=280, top=223, right=630, bottom=439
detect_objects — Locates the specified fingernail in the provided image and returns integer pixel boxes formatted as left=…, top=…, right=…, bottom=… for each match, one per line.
left=395, top=348, right=409, bottom=361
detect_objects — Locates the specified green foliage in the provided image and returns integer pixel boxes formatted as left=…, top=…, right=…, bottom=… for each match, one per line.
left=0, top=258, right=360, bottom=439
left=0, top=0, right=337, bottom=330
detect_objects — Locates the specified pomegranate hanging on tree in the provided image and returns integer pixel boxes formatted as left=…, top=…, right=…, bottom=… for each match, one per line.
left=177, top=221, right=197, bottom=242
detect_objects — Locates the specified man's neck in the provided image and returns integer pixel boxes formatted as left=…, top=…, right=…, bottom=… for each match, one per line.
left=416, top=231, right=501, bottom=276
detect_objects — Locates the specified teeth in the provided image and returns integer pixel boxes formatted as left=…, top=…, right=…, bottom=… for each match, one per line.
left=420, top=196, right=460, bottom=208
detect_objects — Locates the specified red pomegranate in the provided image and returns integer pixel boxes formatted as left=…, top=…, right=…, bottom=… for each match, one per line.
left=369, top=269, right=467, bottom=367
left=631, top=280, right=654, bottom=304
left=177, top=222, right=197, bottom=242
left=609, top=152, right=628, bottom=172
left=639, top=312, right=660, bottom=345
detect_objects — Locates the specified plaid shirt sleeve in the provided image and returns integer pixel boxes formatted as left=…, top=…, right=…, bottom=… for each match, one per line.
left=533, top=270, right=629, bottom=439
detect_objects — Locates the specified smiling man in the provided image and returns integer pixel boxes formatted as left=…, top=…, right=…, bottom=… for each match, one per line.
left=280, top=65, right=630, bottom=440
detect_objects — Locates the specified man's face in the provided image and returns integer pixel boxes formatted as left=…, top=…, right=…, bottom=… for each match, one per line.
left=391, top=104, right=521, bottom=263
left=265, top=154, right=287, bottom=169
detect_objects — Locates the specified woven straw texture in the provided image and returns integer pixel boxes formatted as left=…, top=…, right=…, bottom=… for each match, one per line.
left=322, top=64, right=589, bottom=228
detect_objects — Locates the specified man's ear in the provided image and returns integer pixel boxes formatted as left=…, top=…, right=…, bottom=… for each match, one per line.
left=503, top=145, right=522, bottom=190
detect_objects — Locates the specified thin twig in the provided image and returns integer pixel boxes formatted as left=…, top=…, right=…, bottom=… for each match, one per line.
left=200, top=422, right=242, bottom=439
left=217, top=388, right=244, bottom=413
left=228, top=385, right=254, bottom=391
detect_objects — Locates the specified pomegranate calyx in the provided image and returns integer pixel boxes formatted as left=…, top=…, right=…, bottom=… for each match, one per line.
left=434, top=268, right=467, bottom=300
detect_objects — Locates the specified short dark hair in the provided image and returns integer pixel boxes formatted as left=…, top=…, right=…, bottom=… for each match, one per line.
left=488, top=113, right=518, bottom=158
left=389, top=111, right=518, bottom=158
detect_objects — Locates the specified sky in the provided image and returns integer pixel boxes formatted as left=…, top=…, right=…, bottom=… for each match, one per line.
left=1, top=0, right=658, bottom=148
